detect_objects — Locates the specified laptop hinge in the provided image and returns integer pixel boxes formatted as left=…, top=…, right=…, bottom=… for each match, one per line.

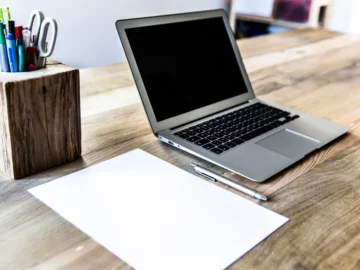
left=170, top=100, right=250, bottom=131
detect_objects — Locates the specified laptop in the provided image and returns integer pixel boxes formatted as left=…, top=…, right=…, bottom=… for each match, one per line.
left=115, top=9, right=348, bottom=182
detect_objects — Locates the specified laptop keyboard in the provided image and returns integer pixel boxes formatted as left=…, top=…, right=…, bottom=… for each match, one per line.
left=174, top=102, right=299, bottom=155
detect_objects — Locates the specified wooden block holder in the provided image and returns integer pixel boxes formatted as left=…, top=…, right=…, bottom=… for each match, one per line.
left=0, top=64, right=81, bottom=179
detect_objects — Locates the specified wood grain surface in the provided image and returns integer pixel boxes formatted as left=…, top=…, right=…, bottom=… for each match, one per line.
left=0, top=66, right=81, bottom=179
left=1, top=29, right=360, bottom=270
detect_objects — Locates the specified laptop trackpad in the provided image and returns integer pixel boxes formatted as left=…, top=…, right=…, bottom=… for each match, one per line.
left=256, top=129, right=320, bottom=159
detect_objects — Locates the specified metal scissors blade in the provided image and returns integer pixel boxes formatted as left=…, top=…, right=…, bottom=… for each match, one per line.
left=37, top=17, right=58, bottom=68
left=28, top=10, right=45, bottom=47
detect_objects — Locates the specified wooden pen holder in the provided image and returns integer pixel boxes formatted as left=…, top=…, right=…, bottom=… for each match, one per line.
left=0, top=63, right=81, bottom=179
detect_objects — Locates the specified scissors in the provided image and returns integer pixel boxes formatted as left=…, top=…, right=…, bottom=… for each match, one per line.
left=28, top=10, right=58, bottom=69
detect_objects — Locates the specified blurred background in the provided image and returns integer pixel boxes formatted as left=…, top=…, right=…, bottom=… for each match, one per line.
left=1, top=0, right=359, bottom=68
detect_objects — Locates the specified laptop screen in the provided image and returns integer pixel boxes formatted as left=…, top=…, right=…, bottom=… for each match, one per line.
left=125, top=17, right=249, bottom=122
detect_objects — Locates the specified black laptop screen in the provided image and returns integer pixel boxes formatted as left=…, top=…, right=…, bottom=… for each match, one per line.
left=125, top=17, right=249, bottom=122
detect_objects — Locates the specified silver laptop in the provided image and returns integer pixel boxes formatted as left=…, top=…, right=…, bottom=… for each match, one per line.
left=115, top=9, right=348, bottom=182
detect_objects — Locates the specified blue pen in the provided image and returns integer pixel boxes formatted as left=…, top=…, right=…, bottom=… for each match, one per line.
left=5, top=33, right=17, bottom=72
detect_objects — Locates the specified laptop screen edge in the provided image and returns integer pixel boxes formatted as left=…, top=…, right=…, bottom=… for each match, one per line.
left=115, top=9, right=256, bottom=135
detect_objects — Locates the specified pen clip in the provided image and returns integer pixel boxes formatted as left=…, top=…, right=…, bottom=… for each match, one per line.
left=194, top=169, right=217, bottom=182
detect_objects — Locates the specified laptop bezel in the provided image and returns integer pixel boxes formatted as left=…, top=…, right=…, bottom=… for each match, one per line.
left=115, top=9, right=256, bottom=135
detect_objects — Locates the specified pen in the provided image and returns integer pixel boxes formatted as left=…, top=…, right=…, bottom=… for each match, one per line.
left=15, top=26, right=24, bottom=72
left=22, top=27, right=31, bottom=70
left=190, top=163, right=268, bottom=201
left=22, top=27, right=31, bottom=48
left=1, top=7, right=11, bottom=29
left=5, top=33, right=18, bottom=72
left=0, top=22, right=9, bottom=72
left=8, top=20, right=15, bottom=34
left=27, top=38, right=37, bottom=71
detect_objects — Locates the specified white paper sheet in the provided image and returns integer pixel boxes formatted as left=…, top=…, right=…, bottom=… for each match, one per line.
left=232, top=0, right=275, bottom=17
left=29, top=149, right=288, bottom=270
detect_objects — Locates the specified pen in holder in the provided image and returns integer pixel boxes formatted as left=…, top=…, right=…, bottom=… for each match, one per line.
left=0, top=8, right=58, bottom=73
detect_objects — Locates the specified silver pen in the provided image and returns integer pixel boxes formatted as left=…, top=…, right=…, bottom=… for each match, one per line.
left=190, top=163, right=268, bottom=201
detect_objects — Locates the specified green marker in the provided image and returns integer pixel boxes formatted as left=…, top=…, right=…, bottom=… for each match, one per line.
left=15, top=26, right=24, bottom=72
left=0, top=7, right=10, bottom=29
left=0, top=22, right=9, bottom=72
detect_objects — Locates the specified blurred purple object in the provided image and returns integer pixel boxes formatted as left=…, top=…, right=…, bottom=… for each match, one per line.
left=275, top=0, right=312, bottom=23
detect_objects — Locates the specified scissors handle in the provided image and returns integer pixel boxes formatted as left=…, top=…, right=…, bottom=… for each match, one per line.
left=38, top=18, right=58, bottom=58
left=28, top=10, right=45, bottom=46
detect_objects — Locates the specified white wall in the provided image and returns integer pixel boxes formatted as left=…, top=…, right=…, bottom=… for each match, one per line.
left=327, top=0, right=360, bottom=35
left=349, top=0, right=360, bottom=34
left=0, top=0, right=225, bottom=68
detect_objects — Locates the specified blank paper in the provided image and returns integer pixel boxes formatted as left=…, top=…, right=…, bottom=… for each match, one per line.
left=29, top=149, right=288, bottom=270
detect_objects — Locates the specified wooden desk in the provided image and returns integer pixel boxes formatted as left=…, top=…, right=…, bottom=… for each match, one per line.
left=1, top=29, right=360, bottom=270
